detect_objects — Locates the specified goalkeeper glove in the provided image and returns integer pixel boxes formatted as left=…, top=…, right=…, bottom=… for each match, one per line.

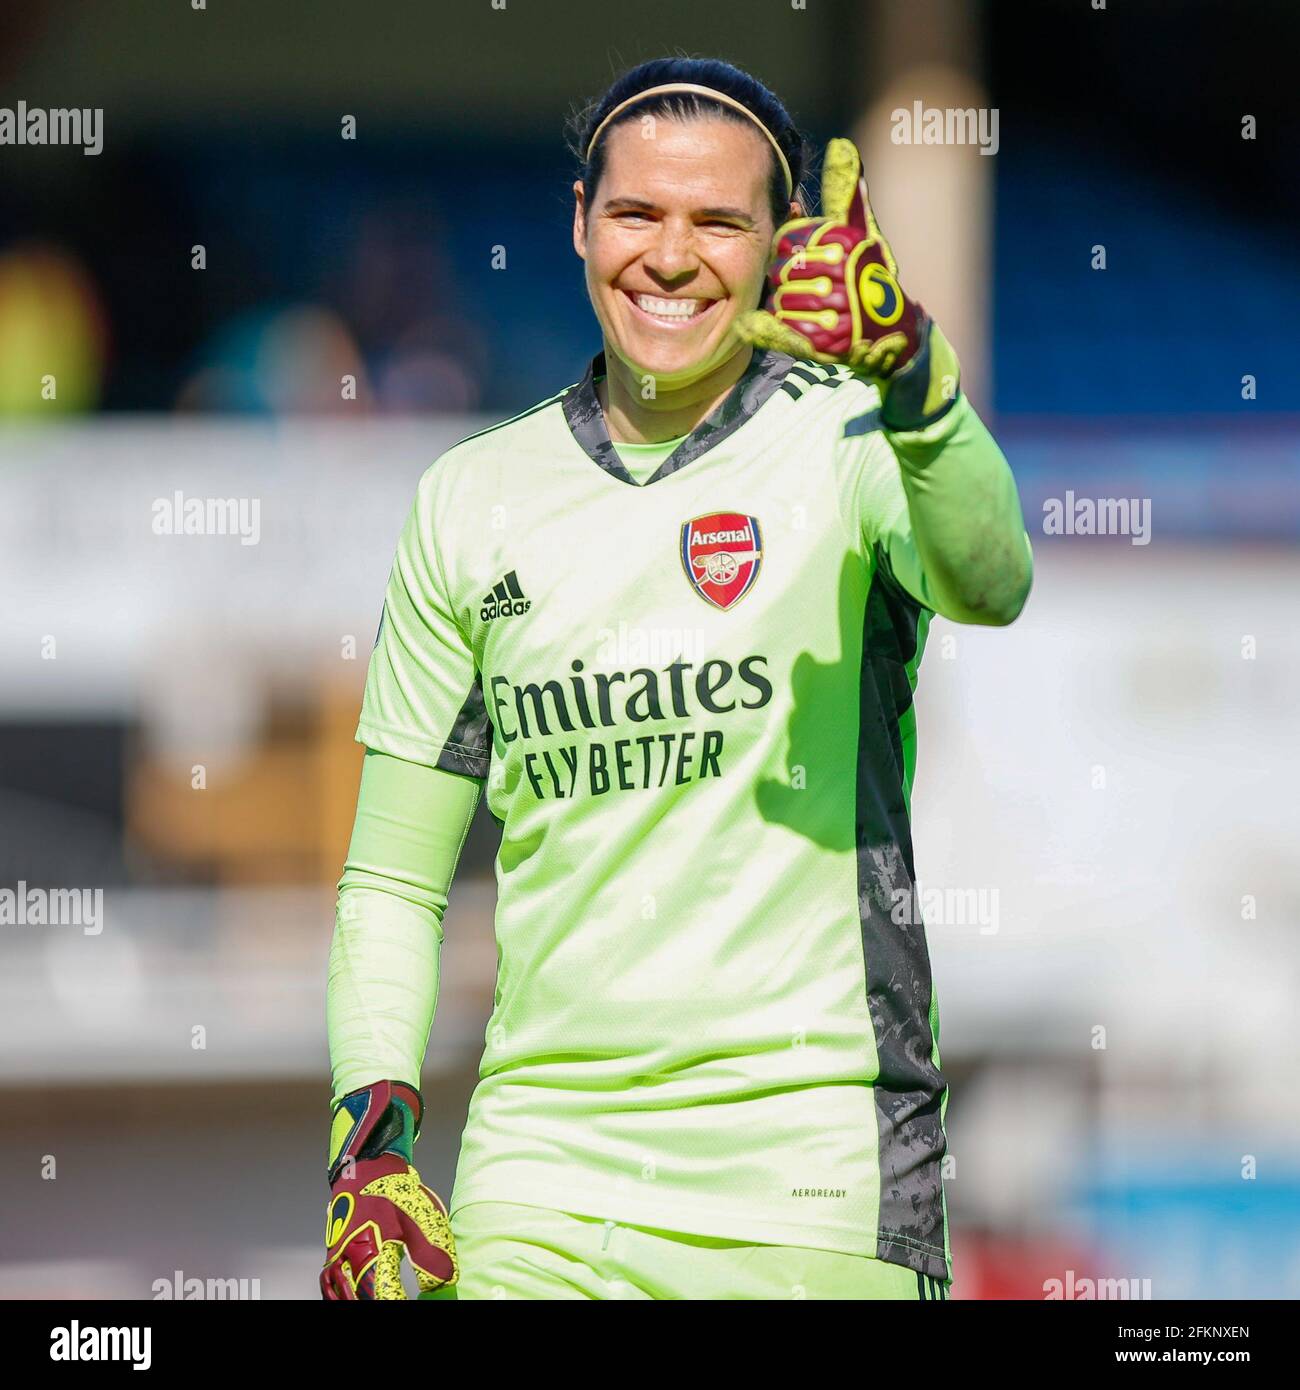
left=320, top=1079, right=458, bottom=1300
left=736, top=137, right=960, bottom=428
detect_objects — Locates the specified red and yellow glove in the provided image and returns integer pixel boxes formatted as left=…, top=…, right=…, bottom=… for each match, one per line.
left=737, top=138, right=960, bottom=426
left=320, top=1079, right=458, bottom=1301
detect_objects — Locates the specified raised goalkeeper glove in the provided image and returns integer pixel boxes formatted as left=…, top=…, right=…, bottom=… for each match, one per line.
left=736, top=138, right=960, bottom=426
left=320, top=1079, right=458, bottom=1300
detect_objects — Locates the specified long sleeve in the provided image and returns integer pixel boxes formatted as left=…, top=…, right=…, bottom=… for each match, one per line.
left=327, top=748, right=482, bottom=1104
left=860, top=389, right=1034, bottom=626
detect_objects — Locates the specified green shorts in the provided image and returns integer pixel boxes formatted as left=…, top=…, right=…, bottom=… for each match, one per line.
left=444, top=1201, right=951, bottom=1301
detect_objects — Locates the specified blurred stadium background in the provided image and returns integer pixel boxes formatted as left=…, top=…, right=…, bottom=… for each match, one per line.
left=1, top=0, right=1297, bottom=1300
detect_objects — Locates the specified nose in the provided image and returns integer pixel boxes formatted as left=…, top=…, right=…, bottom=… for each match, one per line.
left=642, top=216, right=699, bottom=284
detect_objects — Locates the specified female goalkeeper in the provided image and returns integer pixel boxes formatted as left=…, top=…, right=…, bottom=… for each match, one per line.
left=321, top=55, right=1031, bottom=1302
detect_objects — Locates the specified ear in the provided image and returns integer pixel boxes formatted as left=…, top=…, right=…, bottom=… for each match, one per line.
left=572, top=180, right=588, bottom=261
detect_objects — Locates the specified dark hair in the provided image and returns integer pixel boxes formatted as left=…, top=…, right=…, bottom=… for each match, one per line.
left=568, top=56, right=811, bottom=229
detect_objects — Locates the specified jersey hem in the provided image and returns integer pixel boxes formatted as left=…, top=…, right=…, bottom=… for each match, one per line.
left=449, top=1179, right=951, bottom=1282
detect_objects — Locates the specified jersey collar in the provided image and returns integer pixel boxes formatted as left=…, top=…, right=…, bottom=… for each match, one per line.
left=561, top=348, right=794, bottom=487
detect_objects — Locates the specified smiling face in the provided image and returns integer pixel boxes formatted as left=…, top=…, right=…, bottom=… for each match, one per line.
left=573, top=116, right=783, bottom=386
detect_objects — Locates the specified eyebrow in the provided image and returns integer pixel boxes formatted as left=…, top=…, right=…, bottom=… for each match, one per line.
left=602, top=196, right=756, bottom=225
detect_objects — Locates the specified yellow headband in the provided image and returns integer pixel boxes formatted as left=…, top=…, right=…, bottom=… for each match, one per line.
left=585, top=82, right=794, bottom=199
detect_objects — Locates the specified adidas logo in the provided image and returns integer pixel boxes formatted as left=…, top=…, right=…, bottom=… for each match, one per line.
left=480, top=570, right=531, bottom=623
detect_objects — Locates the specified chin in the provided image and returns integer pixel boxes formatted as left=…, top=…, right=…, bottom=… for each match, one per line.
left=612, top=333, right=728, bottom=385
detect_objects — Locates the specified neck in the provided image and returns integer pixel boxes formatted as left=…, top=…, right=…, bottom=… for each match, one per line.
left=598, top=344, right=754, bottom=444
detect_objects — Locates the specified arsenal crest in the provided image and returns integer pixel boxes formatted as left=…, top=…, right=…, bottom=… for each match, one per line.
left=680, top=511, right=763, bottom=610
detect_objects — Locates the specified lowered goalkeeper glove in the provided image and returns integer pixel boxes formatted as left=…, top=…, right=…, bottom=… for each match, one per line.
left=736, top=137, right=960, bottom=428
left=320, top=1079, right=458, bottom=1300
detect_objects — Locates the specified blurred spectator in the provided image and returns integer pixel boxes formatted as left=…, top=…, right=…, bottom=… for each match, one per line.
left=0, top=244, right=107, bottom=415
left=175, top=305, right=368, bottom=414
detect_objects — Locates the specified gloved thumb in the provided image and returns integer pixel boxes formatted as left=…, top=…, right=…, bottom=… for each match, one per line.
left=819, top=138, right=869, bottom=230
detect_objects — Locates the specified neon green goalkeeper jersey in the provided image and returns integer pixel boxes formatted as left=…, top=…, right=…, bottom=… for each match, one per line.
left=358, top=349, right=985, bottom=1280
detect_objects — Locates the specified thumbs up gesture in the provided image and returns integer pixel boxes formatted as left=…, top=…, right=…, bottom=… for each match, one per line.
left=737, top=138, right=930, bottom=379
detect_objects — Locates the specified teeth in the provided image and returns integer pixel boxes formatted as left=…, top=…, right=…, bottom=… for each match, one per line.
left=635, top=293, right=706, bottom=320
